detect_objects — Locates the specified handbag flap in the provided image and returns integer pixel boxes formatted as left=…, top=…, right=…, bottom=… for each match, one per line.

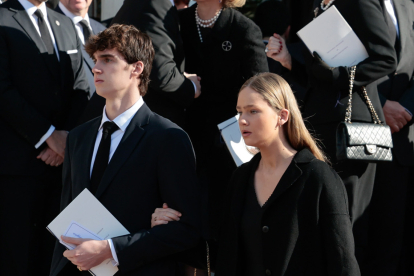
left=342, top=122, right=393, bottom=148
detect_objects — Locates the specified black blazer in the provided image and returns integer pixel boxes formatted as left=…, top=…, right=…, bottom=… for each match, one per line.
left=210, top=149, right=360, bottom=276
left=0, top=0, right=89, bottom=176
left=289, top=0, right=397, bottom=125
left=106, top=0, right=194, bottom=127
left=375, top=0, right=414, bottom=166
left=50, top=103, right=201, bottom=276
left=55, top=4, right=106, bottom=97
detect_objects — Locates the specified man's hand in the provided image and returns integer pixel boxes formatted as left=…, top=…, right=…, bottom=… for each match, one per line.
left=62, top=236, right=113, bottom=271
left=37, top=146, right=64, bottom=167
left=46, top=130, right=68, bottom=158
left=184, top=72, right=201, bottom=98
left=383, top=100, right=412, bottom=133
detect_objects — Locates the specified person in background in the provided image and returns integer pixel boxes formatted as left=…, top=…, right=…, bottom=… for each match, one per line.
left=364, top=0, right=414, bottom=275
left=254, top=0, right=306, bottom=102
left=56, top=0, right=106, bottom=99
left=81, top=0, right=201, bottom=128
left=0, top=0, right=89, bottom=275
left=179, top=0, right=268, bottom=240
left=266, top=0, right=397, bottom=268
left=152, top=73, right=360, bottom=276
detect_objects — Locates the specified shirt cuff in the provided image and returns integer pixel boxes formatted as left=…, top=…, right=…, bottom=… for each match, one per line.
left=35, top=125, right=55, bottom=149
left=191, top=80, right=197, bottom=94
left=404, top=107, right=413, bottom=117
left=108, top=239, right=119, bottom=266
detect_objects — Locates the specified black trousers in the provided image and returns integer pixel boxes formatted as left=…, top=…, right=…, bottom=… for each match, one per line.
left=0, top=168, right=61, bottom=276
left=311, top=122, right=377, bottom=265
left=361, top=159, right=412, bottom=276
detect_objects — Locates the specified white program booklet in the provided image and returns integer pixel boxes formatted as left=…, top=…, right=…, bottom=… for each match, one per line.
left=47, top=189, right=130, bottom=276
left=218, top=115, right=255, bottom=167
left=297, top=5, right=369, bottom=67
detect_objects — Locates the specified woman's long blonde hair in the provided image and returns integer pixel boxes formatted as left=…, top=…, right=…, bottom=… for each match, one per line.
left=240, top=73, right=327, bottom=162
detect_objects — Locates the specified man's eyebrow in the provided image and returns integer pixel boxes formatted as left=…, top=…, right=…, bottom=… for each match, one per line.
left=96, top=54, right=116, bottom=59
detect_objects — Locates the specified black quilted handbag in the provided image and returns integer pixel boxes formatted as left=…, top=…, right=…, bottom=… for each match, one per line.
left=336, top=66, right=393, bottom=162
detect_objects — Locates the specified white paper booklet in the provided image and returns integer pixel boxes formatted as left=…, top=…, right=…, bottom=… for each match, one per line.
left=297, top=5, right=369, bottom=67
left=47, top=189, right=130, bottom=276
left=218, top=115, right=255, bottom=167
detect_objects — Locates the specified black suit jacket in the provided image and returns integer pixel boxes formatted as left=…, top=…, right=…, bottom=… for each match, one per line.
left=55, top=4, right=106, bottom=97
left=108, top=0, right=194, bottom=127
left=376, top=0, right=414, bottom=166
left=0, top=0, right=89, bottom=176
left=289, top=0, right=397, bottom=125
left=50, top=103, right=201, bottom=276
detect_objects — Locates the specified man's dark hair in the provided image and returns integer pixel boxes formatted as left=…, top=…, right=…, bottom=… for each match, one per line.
left=85, top=24, right=155, bottom=96
left=254, top=0, right=290, bottom=38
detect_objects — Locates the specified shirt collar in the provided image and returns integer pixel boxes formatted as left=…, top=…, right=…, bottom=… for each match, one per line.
left=18, top=0, right=47, bottom=18
left=99, top=97, right=144, bottom=132
left=58, top=2, right=90, bottom=25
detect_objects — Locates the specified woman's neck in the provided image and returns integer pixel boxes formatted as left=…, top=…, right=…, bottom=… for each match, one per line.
left=197, top=1, right=223, bottom=20
left=259, top=136, right=297, bottom=171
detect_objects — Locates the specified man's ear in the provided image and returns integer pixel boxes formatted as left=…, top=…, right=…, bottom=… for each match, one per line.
left=132, top=61, right=144, bottom=78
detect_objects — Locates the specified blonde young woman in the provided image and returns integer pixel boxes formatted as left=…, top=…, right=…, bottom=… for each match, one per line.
left=151, top=73, right=360, bottom=276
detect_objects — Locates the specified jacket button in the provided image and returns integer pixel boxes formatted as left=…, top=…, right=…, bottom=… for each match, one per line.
left=265, top=269, right=271, bottom=275
left=262, top=226, right=269, bottom=233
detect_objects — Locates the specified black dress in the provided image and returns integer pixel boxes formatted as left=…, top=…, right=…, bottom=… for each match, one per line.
left=179, top=4, right=268, bottom=239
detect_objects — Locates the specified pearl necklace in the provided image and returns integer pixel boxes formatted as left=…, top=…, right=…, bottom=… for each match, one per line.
left=195, top=6, right=223, bottom=43
left=320, top=0, right=335, bottom=11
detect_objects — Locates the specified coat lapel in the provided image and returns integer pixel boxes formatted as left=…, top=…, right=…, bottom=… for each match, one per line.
left=47, top=11, right=68, bottom=83
left=94, top=104, right=152, bottom=199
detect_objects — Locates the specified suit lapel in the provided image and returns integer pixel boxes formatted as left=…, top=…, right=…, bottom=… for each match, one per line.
left=47, top=11, right=68, bottom=83
left=11, top=6, right=47, bottom=54
left=74, top=118, right=101, bottom=197
left=94, top=104, right=152, bottom=198
left=393, top=0, right=406, bottom=66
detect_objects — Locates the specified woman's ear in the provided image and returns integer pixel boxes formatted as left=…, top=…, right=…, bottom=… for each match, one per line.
left=279, top=109, right=289, bottom=126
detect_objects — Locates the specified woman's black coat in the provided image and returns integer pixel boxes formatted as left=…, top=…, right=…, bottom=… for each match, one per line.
left=289, top=0, right=397, bottom=125
left=211, top=149, right=360, bottom=276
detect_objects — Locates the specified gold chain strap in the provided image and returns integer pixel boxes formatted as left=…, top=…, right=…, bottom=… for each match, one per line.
left=194, top=241, right=211, bottom=276
left=345, top=65, right=382, bottom=125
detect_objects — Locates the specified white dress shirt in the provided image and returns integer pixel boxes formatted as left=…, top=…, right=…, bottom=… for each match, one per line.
left=90, top=96, right=144, bottom=266
left=58, top=2, right=92, bottom=45
left=18, top=0, right=60, bottom=148
left=384, top=0, right=400, bottom=37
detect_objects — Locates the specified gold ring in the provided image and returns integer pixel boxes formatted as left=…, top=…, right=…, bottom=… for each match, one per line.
left=78, top=267, right=82, bottom=271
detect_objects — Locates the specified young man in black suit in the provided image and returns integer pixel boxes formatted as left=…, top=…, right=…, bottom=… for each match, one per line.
left=50, top=24, right=201, bottom=276
left=364, top=0, right=414, bottom=275
left=80, top=0, right=200, bottom=127
left=55, top=0, right=106, bottom=98
left=0, top=0, right=89, bottom=275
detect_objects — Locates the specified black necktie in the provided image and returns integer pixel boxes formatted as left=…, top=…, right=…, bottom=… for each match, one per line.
left=34, top=9, right=55, bottom=55
left=79, top=20, right=92, bottom=43
left=90, top=121, right=119, bottom=194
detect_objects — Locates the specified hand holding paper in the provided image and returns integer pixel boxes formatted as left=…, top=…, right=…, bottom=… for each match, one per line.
left=62, top=235, right=112, bottom=271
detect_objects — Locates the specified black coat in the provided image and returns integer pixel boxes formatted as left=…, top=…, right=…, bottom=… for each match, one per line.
left=50, top=104, right=201, bottom=276
left=375, top=0, right=414, bottom=166
left=178, top=4, right=268, bottom=238
left=0, top=0, right=89, bottom=176
left=213, top=149, right=360, bottom=276
left=290, top=0, right=397, bottom=126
